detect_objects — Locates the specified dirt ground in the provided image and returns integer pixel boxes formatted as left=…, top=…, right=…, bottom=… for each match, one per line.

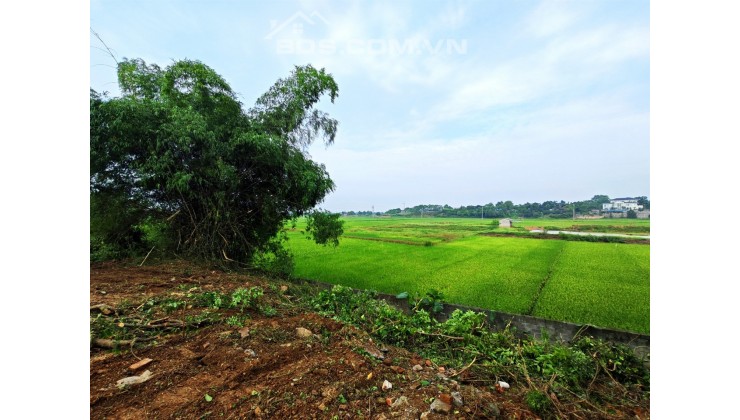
left=90, top=262, right=637, bottom=419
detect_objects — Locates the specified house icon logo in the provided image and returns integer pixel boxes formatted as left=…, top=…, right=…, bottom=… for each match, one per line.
left=265, top=11, right=330, bottom=40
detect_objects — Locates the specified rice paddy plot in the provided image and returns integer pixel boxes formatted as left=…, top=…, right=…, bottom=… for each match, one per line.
left=286, top=217, right=650, bottom=333
left=532, top=242, right=650, bottom=333
left=287, top=233, right=561, bottom=314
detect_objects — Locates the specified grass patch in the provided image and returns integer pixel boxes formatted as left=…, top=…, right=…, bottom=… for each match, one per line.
left=533, top=242, right=650, bottom=333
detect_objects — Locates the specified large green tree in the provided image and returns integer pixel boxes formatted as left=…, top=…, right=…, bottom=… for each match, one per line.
left=91, top=58, right=343, bottom=263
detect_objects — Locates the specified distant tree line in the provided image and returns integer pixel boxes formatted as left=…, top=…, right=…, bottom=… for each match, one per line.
left=343, top=195, right=650, bottom=219
left=342, top=210, right=378, bottom=216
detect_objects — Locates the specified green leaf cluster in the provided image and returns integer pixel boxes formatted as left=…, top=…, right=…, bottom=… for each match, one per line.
left=311, top=285, right=649, bottom=407
left=304, top=210, right=344, bottom=247
left=229, top=287, right=264, bottom=311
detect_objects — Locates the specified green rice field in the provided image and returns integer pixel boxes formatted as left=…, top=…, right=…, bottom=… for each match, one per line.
left=286, top=217, right=650, bottom=334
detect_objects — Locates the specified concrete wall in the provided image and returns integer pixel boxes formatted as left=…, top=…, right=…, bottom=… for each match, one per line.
left=302, top=278, right=650, bottom=360
left=605, top=212, right=626, bottom=218
left=377, top=293, right=649, bottom=359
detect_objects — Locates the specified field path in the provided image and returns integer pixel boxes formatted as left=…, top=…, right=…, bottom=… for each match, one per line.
left=526, top=240, right=567, bottom=315
left=529, top=229, right=650, bottom=239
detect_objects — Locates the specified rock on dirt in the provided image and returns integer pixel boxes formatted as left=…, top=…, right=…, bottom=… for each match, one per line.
left=296, top=327, right=312, bottom=338
left=451, top=391, right=464, bottom=407
left=430, top=397, right=452, bottom=414
left=362, top=341, right=385, bottom=360
left=382, top=380, right=392, bottom=391
left=438, top=393, right=452, bottom=405
left=390, top=365, right=405, bottom=374
left=391, top=396, right=409, bottom=408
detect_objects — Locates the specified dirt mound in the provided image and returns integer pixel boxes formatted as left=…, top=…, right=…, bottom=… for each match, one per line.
left=90, top=262, right=534, bottom=419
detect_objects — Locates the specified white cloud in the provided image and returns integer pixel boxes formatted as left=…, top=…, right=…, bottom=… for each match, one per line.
left=526, top=0, right=586, bottom=38
left=410, top=18, right=649, bottom=136
left=312, top=89, right=649, bottom=211
left=542, top=24, right=649, bottom=65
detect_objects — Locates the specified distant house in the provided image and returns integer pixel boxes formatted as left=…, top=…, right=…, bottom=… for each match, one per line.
left=602, top=197, right=643, bottom=213
left=499, top=218, right=513, bottom=228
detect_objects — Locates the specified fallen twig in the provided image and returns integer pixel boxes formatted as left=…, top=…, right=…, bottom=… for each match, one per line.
left=545, top=373, right=567, bottom=418
left=417, top=331, right=464, bottom=341
left=516, top=344, right=535, bottom=389
left=451, top=356, right=477, bottom=378
left=571, top=324, right=590, bottom=341
left=166, top=209, right=181, bottom=221
left=147, top=317, right=171, bottom=325
left=122, top=321, right=186, bottom=329
left=561, top=387, right=612, bottom=417
left=90, top=304, right=117, bottom=315
left=139, top=246, right=155, bottom=266
left=91, top=337, right=156, bottom=349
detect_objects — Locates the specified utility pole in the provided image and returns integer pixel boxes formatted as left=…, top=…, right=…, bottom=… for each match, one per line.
left=572, top=203, right=575, bottom=220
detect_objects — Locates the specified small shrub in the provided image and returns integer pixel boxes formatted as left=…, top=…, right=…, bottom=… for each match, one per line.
left=260, top=305, right=278, bottom=317
left=413, top=289, right=445, bottom=314
left=573, top=336, right=649, bottom=385
left=90, top=314, right=123, bottom=341
left=225, top=315, right=244, bottom=327
left=90, top=237, right=127, bottom=262
left=442, top=310, right=486, bottom=337
left=161, top=298, right=185, bottom=313
left=525, top=390, right=552, bottom=416
left=194, top=291, right=228, bottom=309
left=305, top=210, right=344, bottom=247
left=251, top=239, right=295, bottom=277
left=230, top=287, right=264, bottom=311
left=530, top=346, right=592, bottom=387
left=136, top=217, right=175, bottom=252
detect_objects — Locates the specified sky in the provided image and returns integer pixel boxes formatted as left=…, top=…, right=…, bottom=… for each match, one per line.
left=90, top=0, right=650, bottom=213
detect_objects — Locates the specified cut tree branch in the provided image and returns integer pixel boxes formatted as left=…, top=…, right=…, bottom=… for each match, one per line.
left=91, top=337, right=156, bottom=349
left=139, top=246, right=155, bottom=266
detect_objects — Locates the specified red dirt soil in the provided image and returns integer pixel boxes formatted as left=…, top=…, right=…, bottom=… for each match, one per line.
left=90, top=262, right=644, bottom=419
